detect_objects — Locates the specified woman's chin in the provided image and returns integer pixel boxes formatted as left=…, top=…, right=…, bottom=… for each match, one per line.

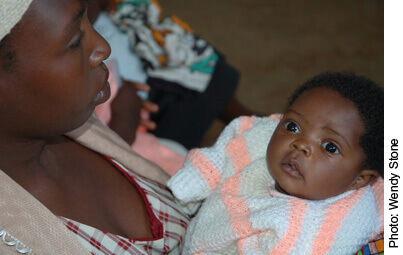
left=59, top=110, right=95, bottom=135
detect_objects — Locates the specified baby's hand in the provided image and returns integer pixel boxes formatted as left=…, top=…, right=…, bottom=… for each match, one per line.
left=132, top=81, right=159, bottom=131
left=109, top=80, right=159, bottom=144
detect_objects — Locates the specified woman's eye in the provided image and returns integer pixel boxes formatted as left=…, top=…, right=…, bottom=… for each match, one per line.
left=285, top=121, right=300, bottom=133
left=70, top=38, right=82, bottom=49
left=69, top=31, right=84, bottom=49
left=322, top=142, right=340, bottom=154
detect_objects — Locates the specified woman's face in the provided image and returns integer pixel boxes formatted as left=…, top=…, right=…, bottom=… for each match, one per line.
left=0, top=0, right=111, bottom=139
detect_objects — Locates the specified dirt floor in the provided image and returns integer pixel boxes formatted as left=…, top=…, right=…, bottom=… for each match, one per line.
left=160, top=0, right=384, bottom=146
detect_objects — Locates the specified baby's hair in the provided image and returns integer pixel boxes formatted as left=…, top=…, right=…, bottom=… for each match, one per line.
left=288, top=72, right=384, bottom=178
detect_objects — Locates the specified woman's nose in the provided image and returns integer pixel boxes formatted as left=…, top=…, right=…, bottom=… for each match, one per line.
left=291, top=139, right=312, bottom=157
left=89, top=29, right=111, bottom=68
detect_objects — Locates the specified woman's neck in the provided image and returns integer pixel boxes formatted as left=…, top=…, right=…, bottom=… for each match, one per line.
left=0, top=135, right=63, bottom=183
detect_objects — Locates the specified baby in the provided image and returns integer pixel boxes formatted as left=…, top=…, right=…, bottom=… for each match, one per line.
left=167, top=72, right=384, bottom=255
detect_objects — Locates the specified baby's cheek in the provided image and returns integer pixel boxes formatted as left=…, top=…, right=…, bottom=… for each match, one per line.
left=267, top=132, right=282, bottom=158
left=266, top=142, right=276, bottom=169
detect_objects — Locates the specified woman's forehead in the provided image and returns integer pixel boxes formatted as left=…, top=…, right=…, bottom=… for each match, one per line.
left=25, top=0, right=84, bottom=33
left=11, top=0, right=85, bottom=47
left=1, top=0, right=87, bottom=73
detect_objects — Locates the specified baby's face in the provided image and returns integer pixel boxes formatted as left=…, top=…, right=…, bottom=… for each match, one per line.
left=267, top=87, right=366, bottom=200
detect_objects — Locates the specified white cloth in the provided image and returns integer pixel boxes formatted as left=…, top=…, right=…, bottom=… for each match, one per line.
left=0, top=0, right=33, bottom=41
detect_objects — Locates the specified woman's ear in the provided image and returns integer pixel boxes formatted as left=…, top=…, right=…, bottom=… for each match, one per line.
left=349, top=169, right=380, bottom=190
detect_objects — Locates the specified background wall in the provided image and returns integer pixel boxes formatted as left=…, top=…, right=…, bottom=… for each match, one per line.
left=161, top=0, right=384, bottom=146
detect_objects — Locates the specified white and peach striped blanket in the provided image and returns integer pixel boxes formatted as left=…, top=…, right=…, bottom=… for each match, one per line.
left=168, top=116, right=384, bottom=255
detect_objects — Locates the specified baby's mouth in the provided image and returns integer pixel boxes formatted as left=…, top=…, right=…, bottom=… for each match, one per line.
left=280, top=158, right=303, bottom=178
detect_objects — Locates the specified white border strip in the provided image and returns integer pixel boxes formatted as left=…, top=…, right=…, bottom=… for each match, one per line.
left=385, top=0, right=403, bottom=254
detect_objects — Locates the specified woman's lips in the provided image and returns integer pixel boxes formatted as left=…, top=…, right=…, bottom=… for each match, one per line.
left=92, top=65, right=111, bottom=105
left=280, top=158, right=303, bottom=178
left=92, top=80, right=111, bottom=105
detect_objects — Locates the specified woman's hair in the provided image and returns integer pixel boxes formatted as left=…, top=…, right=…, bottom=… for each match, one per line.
left=0, top=34, right=18, bottom=72
left=288, top=72, right=384, bottom=178
left=0, top=22, right=21, bottom=73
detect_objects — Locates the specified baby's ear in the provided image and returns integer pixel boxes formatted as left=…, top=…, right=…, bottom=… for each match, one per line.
left=349, top=169, right=379, bottom=190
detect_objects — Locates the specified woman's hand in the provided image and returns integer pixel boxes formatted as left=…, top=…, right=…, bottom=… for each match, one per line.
left=109, top=80, right=159, bottom=144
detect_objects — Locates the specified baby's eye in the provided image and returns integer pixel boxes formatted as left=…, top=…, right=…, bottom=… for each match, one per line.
left=285, top=121, right=300, bottom=133
left=322, top=142, right=340, bottom=154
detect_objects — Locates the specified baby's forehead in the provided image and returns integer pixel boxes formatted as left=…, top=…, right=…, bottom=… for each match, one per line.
left=289, top=88, right=358, bottom=112
left=288, top=83, right=362, bottom=112
left=288, top=89, right=364, bottom=137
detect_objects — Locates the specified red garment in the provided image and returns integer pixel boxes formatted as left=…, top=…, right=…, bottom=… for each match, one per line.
left=59, top=158, right=189, bottom=254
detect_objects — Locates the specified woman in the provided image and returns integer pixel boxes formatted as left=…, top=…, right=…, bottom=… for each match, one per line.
left=0, top=0, right=188, bottom=254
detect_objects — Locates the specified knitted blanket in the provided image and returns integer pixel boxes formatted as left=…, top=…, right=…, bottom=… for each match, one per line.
left=167, top=116, right=384, bottom=255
